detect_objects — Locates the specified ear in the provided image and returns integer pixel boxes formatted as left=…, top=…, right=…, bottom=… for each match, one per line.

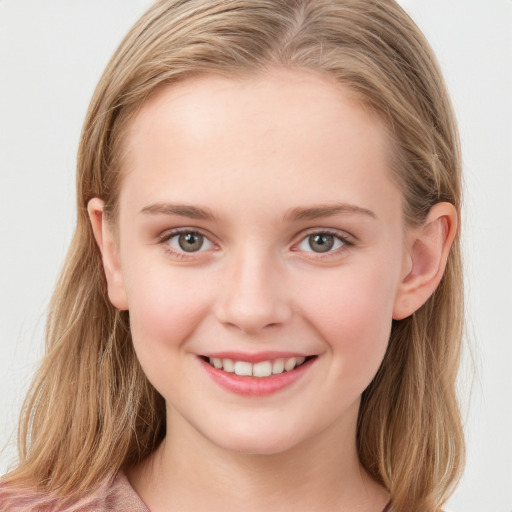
left=87, top=198, right=129, bottom=311
left=393, top=202, right=458, bottom=320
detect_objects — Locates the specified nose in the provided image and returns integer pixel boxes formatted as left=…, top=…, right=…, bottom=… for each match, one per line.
left=214, top=248, right=292, bottom=334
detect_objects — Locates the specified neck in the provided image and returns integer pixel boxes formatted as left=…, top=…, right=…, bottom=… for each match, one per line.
left=128, top=404, right=388, bottom=512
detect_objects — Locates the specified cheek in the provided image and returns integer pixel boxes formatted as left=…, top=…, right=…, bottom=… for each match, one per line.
left=123, top=266, right=212, bottom=355
left=122, top=267, right=218, bottom=400
left=297, top=260, right=400, bottom=378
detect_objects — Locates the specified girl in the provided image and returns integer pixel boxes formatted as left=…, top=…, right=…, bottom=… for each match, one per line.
left=1, top=1, right=465, bottom=511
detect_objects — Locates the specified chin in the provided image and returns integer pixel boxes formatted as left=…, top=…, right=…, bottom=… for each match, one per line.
left=216, top=434, right=298, bottom=456
left=199, top=418, right=312, bottom=456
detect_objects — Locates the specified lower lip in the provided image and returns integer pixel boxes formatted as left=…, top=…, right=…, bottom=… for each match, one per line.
left=200, top=357, right=315, bottom=397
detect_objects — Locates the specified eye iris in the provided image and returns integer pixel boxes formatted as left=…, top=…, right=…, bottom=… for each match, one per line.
left=178, top=232, right=203, bottom=252
left=309, top=234, right=334, bottom=253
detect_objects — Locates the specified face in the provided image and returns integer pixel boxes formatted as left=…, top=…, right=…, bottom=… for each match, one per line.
left=102, top=69, right=412, bottom=455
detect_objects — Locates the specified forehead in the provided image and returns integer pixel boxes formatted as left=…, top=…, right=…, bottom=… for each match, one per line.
left=119, top=68, right=401, bottom=222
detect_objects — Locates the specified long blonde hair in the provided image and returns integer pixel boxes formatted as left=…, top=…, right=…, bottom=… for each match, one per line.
left=1, top=1, right=464, bottom=511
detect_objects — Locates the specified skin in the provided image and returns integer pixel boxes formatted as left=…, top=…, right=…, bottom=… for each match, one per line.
left=89, top=68, right=457, bottom=512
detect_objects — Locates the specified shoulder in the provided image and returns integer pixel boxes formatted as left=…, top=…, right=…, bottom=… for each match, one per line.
left=0, top=471, right=149, bottom=512
left=95, top=471, right=150, bottom=512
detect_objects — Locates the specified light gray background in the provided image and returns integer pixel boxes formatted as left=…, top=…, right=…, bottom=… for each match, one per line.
left=1, top=1, right=511, bottom=510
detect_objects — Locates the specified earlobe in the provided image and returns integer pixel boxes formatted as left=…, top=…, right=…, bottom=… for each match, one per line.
left=87, top=198, right=129, bottom=311
left=393, top=202, right=458, bottom=320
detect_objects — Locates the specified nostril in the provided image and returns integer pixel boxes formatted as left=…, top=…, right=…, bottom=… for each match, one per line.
left=215, top=302, right=293, bottom=334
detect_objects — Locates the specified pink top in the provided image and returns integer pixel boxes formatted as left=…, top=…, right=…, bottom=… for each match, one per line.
left=2, top=472, right=391, bottom=511
left=65, top=471, right=150, bottom=512
left=0, top=472, right=149, bottom=512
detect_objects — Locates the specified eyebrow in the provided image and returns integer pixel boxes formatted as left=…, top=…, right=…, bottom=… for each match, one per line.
left=139, top=201, right=376, bottom=221
left=140, top=202, right=215, bottom=220
left=284, top=203, right=376, bottom=221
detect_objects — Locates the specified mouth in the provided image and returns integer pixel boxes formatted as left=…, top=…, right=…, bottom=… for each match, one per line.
left=200, top=355, right=315, bottom=377
left=198, top=351, right=318, bottom=396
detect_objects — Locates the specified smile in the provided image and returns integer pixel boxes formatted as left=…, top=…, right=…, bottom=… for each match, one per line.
left=206, top=356, right=307, bottom=377
left=199, top=353, right=317, bottom=397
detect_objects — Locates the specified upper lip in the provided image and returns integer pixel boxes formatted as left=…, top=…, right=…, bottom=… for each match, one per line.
left=199, top=351, right=313, bottom=363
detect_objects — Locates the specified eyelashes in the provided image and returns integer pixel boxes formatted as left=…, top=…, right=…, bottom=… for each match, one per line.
left=157, top=228, right=216, bottom=261
left=295, top=231, right=352, bottom=254
left=166, top=231, right=215, bottom=254
left=158, top=228, right=354, bottom=261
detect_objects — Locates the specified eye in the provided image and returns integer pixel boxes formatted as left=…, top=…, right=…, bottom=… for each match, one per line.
left=297, top=232, right=348, bottom=253
left=166, top=230, right=214, bottom=253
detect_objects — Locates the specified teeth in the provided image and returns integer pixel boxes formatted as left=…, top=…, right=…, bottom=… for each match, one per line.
left=208, top=356, right=307, bottom=377
left=234, top=361, right=252, bottom=376
left=223, top=358, right=235, bottom=373
left=253, top=361, right=272, bottom=377
left=284, top=357, right=297, bottom=371
left=272, top=359, right=285, bottom=374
